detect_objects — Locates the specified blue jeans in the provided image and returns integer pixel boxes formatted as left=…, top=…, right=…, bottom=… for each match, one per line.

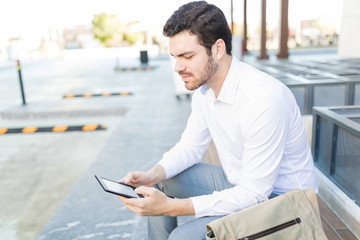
left=148, top=163, right=234, bottom=240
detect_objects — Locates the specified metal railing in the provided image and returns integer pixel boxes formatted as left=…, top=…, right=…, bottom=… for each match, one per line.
left=251, top=58, right=360, bottom=114
left=312, top=106, right=360, bottom=206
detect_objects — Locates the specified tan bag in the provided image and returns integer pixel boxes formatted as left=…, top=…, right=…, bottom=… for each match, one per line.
left=206, top=189, right=328, bottom=240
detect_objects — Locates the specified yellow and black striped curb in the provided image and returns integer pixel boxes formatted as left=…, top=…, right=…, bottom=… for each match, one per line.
left=0, top=124, right=107, bottom=134
left=63, top=92, right=132, bottom=98
left=114, top=66, right=156, bottom=72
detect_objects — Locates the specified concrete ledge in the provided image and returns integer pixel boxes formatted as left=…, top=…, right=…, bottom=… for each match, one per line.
left=316, top=168, right=360, bottom=239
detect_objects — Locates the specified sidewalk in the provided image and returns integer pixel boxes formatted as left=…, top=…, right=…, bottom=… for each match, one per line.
left=0, top=54, right=191, bottom=240
left=27, top=57, right=192, bottom=240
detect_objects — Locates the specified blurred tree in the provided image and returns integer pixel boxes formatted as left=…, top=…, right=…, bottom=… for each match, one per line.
left=92, top=13, right=123, bottom=47
left=123, top=33, right=140, bottom=45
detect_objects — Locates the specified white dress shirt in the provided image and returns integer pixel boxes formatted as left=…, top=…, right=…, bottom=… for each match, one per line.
left=158, top=57, right=318, bottom=218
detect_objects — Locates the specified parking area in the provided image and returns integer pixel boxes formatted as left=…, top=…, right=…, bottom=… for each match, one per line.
left=0, top=54, right=192, bottom=240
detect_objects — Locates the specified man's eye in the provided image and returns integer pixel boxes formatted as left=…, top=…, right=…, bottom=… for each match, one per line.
left=185, top=55, right=193, bottom=59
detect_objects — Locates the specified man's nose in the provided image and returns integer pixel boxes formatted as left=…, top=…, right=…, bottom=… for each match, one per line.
left=174, top=58, right=185, bottom=73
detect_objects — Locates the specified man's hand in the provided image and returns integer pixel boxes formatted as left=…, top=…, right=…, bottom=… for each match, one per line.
left=120, top=164, right=166, bottom=187
left=120, top=171, right=153, bottom=187
left=118, top=164, right=194, bottom=217
left=118, top=186, right=195, bottom=217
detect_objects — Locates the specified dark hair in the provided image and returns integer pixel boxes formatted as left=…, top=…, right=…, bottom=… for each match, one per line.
left=163, top=1, right=232, bottom=56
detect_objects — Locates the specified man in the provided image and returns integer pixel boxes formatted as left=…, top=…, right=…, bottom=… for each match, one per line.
left=118, top=1, right=318, bottom=239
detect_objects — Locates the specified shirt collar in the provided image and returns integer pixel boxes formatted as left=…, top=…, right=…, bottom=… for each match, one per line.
left=200, top=57, right=241, bottom=104
left=216, top=57, right=241, bottom=104
left=200, top=85, right=209, bottom=95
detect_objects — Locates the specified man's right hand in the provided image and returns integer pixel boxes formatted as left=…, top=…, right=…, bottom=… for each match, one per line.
left=119, top=164, right=166, bottom=188
left=120, top=171, right=153, bottom=187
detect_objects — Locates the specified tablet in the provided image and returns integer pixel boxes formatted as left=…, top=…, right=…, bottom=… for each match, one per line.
left=95, top=175, right=144, bottom=198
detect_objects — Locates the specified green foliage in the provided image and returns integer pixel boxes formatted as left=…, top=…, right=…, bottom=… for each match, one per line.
left=92, top=13, right=142, bottom=47
left=123, top=33, right=140, bottom=45
left=92, top=13, right=123, bottom=47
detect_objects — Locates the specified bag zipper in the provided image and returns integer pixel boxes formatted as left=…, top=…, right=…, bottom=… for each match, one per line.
left=238, top=218, right=301, bottom=240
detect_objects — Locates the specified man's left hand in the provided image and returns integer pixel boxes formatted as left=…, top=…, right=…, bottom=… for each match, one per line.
left=118, top=186, right=195, bottom=217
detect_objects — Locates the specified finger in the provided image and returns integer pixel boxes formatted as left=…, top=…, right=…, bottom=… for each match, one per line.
left=117, top=195, right=132, bottom=204
left=119, top=172, right=136, bottom=185
left=117, top=196, right=137, bottom=213
left=117, top=195, right=138, bottom=206
left=135, top=186, right=157, bottom=196
left=129, top=171, right=143, bottom=183
left=117, top=195, right=127, bottom=201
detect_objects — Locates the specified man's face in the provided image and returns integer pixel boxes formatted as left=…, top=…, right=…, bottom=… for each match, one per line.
left=169, top=31, right=218, bottom=91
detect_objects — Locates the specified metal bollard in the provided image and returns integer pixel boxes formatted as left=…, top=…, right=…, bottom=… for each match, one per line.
left=140, top=50, right=148, bottom=65
left=17, top=59, right=26, bottom=105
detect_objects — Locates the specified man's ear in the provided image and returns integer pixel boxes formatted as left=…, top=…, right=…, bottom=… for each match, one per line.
left=212, top=39, right=226, bottom=60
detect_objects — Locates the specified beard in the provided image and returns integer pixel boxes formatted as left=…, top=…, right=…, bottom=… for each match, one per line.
left=181, top=55, right=218, bottom=91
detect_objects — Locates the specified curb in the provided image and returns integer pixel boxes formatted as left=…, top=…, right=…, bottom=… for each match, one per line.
left=316, top=169, right=360, bottom=239
left=0, top=124, right=107, bottom=134
left=63, top=92, right=132, bottom=98
left=114, top=66, right=156, bottom=72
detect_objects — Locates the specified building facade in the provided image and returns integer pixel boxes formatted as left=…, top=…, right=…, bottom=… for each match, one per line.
left=338, top=0, right=360, bottom=57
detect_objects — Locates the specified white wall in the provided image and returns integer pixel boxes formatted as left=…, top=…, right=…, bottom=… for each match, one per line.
left=338, top=0, right=360, bottom=57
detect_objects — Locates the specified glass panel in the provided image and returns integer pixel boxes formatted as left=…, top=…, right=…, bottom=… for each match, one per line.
left=333, top=129, right=360, bottom=205
left=315, top=117, right=331, bottom=173
left=355, top=84, right=360, bottom=105
left=314, top=85, right=346, bottom=106
left=289, top=87, right=305, bottom=114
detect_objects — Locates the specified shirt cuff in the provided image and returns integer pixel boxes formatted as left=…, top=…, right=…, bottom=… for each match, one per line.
left=157, top=157, right=177, bottom=180
left=190, top=195, right=215, bottom=218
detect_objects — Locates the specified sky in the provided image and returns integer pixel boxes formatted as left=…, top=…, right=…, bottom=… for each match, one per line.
left=0, top=0, right=343, bottom=48
left=0, top=0, right=208, bottom=37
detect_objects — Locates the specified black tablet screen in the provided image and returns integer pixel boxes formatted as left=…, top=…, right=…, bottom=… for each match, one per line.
left=101, top=177, right=140, bottom=198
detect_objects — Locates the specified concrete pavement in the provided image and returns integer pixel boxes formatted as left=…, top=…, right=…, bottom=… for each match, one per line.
left=34, top=57, right=192, bottom=240
left=0, top=54, right=192, bottom=240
